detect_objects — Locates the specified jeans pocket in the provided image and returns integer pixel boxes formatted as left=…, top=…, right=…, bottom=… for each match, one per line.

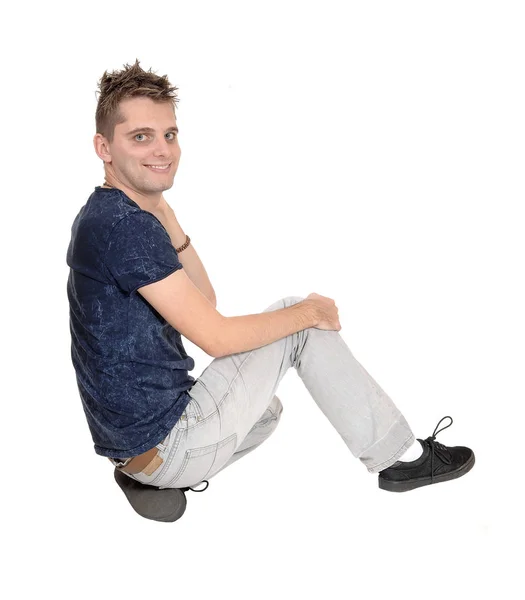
left=160, top=432, right=237, bottom=489
left=178, top=396, right=206, bottom=429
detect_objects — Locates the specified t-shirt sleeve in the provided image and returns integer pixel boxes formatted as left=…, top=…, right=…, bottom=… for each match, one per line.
left=104, top=212, right=183, bottom=294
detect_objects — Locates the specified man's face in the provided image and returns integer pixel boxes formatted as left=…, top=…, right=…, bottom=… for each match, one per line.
left=103, top=96, right=181, bottom=196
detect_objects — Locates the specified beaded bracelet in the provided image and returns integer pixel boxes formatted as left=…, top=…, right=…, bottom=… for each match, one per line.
left=176, top=234, right=191, bottom=253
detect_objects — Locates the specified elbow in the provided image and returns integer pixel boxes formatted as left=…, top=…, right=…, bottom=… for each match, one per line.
left=210, top=313, right=226, bottom=358
left=209, top=340, right=223, bottom=359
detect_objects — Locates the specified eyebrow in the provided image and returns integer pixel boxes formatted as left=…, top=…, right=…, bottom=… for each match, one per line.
left=126, top=126, right=179, bottom=136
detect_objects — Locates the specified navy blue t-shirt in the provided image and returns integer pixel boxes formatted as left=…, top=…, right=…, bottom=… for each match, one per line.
left=66, top=186, right=195, bottom=459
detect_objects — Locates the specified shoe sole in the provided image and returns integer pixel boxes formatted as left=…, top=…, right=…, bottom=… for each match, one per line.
left=378, top=453, right=475, bottom=492
left=114, top=468, right=188, bottom=522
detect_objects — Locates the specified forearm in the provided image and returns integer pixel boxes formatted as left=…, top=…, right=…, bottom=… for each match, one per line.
left=216, top=301, right=318, bottom=358
left=157, top=209, right=216, bottom=306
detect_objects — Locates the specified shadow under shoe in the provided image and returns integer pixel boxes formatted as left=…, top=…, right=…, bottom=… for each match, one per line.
left=378, top=416, right=475, bottom=493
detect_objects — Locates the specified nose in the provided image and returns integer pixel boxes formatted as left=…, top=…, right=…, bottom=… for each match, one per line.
left=152, top=135, right=173, bottom=158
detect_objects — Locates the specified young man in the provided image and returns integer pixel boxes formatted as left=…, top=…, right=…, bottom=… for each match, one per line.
left=66, top=59, right=475, bottom=522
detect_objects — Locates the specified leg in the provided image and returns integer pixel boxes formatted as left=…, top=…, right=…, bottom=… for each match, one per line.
left=126, top=295, right=414, bottom=490
left=201, top=295, right=414, bottom=476
left=213, top=393, right=283, bottom=476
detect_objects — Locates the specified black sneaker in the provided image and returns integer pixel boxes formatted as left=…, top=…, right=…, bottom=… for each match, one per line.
left=378, top=416, right=475, bottom=492
left=114, top=469, right=209, bottom=522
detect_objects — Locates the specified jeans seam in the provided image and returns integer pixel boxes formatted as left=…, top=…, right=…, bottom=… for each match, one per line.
left=149, top=428, right=184, bottom=486
left=368, top=433, right=416, bottom=473
left=358, top=417, right=403, bottom=458
left=220, top=350, right=256, bottom=402
left=186, top=387, right=218, bottom=429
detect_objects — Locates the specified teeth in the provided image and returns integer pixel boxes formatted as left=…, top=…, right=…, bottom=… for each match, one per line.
left=147, top=164, right=170, bottom=170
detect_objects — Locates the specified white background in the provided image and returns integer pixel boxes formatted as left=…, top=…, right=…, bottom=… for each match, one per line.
left=2, top=1, right=523, bottom=599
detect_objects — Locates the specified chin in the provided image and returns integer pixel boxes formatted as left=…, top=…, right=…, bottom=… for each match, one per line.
left=143, top=180, right=173, bottom=192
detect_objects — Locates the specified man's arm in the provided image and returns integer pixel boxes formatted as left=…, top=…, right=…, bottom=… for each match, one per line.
left=152, top=203, right=217, bottom=307
left=137, top=269, right=319, bottom=358
left=217, top=303, right=318, bottom=357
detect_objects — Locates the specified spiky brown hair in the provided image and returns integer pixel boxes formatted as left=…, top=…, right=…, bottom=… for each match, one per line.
left=95, top=58, right=179, bottom=143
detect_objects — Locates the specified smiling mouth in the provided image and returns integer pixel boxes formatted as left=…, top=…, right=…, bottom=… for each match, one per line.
left=144, top=163, right=172, bottom=172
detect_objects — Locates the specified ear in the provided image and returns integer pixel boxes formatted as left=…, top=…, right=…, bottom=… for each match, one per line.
left=93, top=133, right=112, bottom=163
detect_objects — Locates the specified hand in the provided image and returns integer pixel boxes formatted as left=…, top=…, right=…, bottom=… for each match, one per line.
left=151, top=194, right=173, bottom=218
left=304, top=292, right=341, bottom=331
left=150, top=195, right=175, bottom=229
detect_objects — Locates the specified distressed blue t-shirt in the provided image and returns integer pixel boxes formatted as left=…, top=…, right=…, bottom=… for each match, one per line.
left=66, top=186, right=195, bottom=459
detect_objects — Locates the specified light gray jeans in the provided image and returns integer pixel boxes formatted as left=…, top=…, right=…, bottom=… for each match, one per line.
left=119, top=296, right=415, bottom=490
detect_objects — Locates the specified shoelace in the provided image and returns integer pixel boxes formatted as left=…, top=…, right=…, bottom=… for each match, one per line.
left=181, top=480, right=209, bottom=493
left=424, top=416, right=453, bottom=484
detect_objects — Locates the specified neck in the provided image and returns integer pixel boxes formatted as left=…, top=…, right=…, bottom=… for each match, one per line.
left=101, top=176, right=164, bottom=212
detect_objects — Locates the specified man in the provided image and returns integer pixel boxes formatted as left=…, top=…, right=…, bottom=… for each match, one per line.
left=66, top=59, right=475, bottom=523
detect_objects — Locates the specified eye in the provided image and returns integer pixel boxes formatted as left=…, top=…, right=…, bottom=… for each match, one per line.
left=134, top=132, right=177, bottom=142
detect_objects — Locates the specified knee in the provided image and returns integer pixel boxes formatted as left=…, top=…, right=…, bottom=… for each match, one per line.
left=263, top=295, right=305, bottom=313
left=269, top=394, right=284, bottom=419
left=257, top=394, right=284, bottom=427
left=282, top=295, right=305, bottom=308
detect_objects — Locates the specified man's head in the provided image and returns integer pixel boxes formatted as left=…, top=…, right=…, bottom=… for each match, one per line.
left=94, top=59, right=181, bottom=200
